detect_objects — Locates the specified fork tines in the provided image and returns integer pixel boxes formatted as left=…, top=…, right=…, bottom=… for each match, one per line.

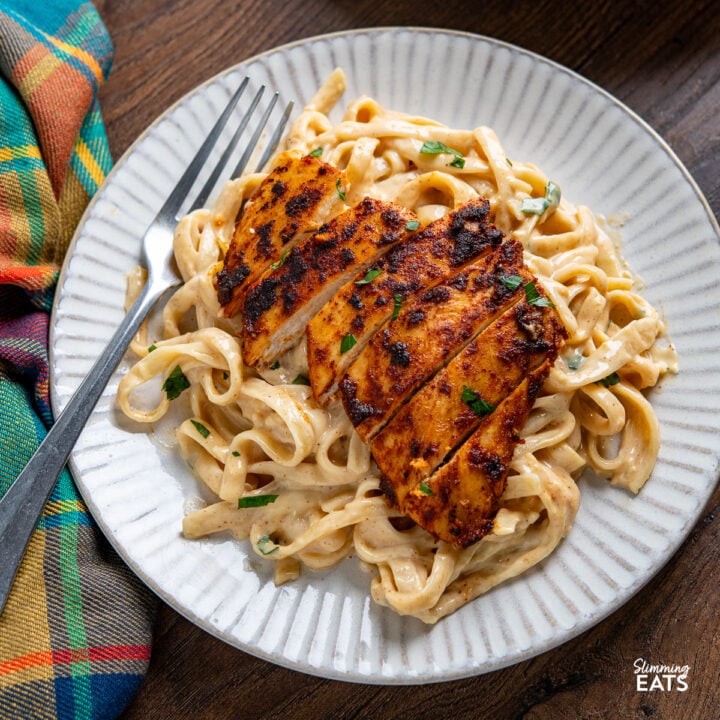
left=162, top=77, right=294, bottom=223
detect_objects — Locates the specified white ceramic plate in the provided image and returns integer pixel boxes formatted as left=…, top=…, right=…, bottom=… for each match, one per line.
left=50, top=28, right=720, bottom=683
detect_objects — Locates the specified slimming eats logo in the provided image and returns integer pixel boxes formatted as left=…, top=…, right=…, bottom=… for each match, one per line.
left=634, top=658, right=690, bottom=692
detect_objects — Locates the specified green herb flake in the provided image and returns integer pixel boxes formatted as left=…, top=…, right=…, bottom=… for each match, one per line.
left=500, top=274, right=524, bottom=291
left=162, top=365, right=190, bottom=401
left=419, top=480, right=434, bottom=496
left=256, top=534, right=279, bottom=555
left=190, top=419, right=210, bottom=439
left=148, top=344, right=157, bottom=353
left=392, top=292, right=403, bottom=320
left=524, top=280, right=555, bottom=307
left=336, top=178, right=347, bottom=201
left=406, top=220, right=420, bottom=231
left=520, top=197, right=548, bottom=215
left=546, top=181, right=561, bottom=207
left=291, top=374, right=311, bottom=386
left=340, top=333, right=358, bottom=354
left=270, top=248, right=290, bottom=270
left=506, top=157, right=513, bottom=167
left=521, top=181, right=561, bottom=216
left=599, top=372, right=621, bottom=387
left=238, top=494, right=278, bottom=509
left=355, top=268, right=383, bottom=285
left=567, top=354, right=584, bottom=371
left=231, top=451, right=241, bottom=457
left=461, top=385, right=496, bottom=417
left=269, top=360, right=280, bottom=370
left=309, top=146, right=323, bottom=157
left=223, top=371, right=229, bottom=380
left=419, top=140, right=465, bottom=167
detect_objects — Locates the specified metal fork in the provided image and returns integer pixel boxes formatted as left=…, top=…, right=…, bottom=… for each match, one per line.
left=0, top=79, right=294, bottom=614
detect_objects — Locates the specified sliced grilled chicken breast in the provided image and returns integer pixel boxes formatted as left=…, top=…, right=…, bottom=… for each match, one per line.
left=339, top=239, right=531, bottom=442
left=392, top=361, right=553, bottom=547
left=307, top=198, right=503, bottom=404
left=371, top=298, right=565, bottom=500
left=216, top=154, right=344, bottom=317
left=242, top=197, right=416, bottom=367
left=223, top=166, right=568, bottom=549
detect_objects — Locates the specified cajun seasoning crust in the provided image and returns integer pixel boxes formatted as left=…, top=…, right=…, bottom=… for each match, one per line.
left=370, top=297, right=566, bottom=501
left=216, top=154, right=344, bottom=317
left=306, top=198, right=504, bottom=405
left=339, top=239, right=531, bottom=443
left=400, top=362, right=554, bottom=547
left=242, top=197, right=416, bottom=367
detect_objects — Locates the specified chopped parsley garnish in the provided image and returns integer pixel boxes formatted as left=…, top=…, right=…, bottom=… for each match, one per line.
left=340, top=333, right=358, bottom=354
left=355, top=268, right=382, bottom=285
left=238, top=494, right=278, bottom=509
left=406, top=220, right=420, bottom=231
left=420, top=140, right=465, bottom=168
left=392, top=292, right=403, bottom=320
left=521, top=181, right=561, bottom=215
left=270, top=248, right=290, bottom=270
left=506, top=157, right=513, bottom=167
left=231, top=450, right=240, bottom=457
left=419, top=480, right=434, bottom=496
left=599, top=372, right=621, bottom=387
left=291, top=374, right=311, bottom=386
left=461, top=385, right=495, bottom=417
left=256, top=534, right=279, bottom=555
left=500, top=274, right=524, bottom=291
left=148, top=344, right=157, bottom=353
left=309, top=146, right=323, bottom=157
left=500, top=275, right=553, bottom=306
left=523, top=280, right=554, bottom=307
left=190, top=420, right=210, bottom=439
left=162, top=365, right=190, bottom=401
left=269, top=360, right=280, bottom=370
left=567, top=354, right=584, bottom=371
left=336, top=178, right=347, bottom=201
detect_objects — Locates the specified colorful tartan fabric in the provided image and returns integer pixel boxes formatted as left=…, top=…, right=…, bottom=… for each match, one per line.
left=0, top=3, right=155, bottom=718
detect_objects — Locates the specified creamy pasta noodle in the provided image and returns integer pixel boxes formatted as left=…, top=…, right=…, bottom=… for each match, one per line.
left=117, top=70, right=677, bottom=623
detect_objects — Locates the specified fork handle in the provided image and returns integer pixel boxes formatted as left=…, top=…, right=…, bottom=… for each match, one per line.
left=0, top=277, right=169, bottom=615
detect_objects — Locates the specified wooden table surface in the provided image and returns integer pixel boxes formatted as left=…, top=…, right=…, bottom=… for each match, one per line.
left=92, top=1, right=720, bottom=718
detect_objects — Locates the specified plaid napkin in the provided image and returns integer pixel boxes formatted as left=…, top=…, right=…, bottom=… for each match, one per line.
left=0, top=2, right=156, bottom=718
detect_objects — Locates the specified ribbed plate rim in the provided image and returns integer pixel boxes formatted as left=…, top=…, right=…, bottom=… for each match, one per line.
left=49, top=27, right=720, bottom=684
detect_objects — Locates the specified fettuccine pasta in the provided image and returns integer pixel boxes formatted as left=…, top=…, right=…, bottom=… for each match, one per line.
left=117, top=70, right=676, bottom=623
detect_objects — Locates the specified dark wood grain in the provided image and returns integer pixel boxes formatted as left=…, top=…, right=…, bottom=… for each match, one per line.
left=96, top=1, right=720, bottom=717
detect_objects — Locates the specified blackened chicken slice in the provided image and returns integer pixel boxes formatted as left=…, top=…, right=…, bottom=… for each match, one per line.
left=216, top=154, right=344, bottom=317
left=396, top=361, right=553, bottom=547
left=306, top=198, right=503, bottom=405
left=339, top=239, right=531, bottom=442
left=242, top=197, right=416, bottom=367
left=371, top=298, right=565, bottom=508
